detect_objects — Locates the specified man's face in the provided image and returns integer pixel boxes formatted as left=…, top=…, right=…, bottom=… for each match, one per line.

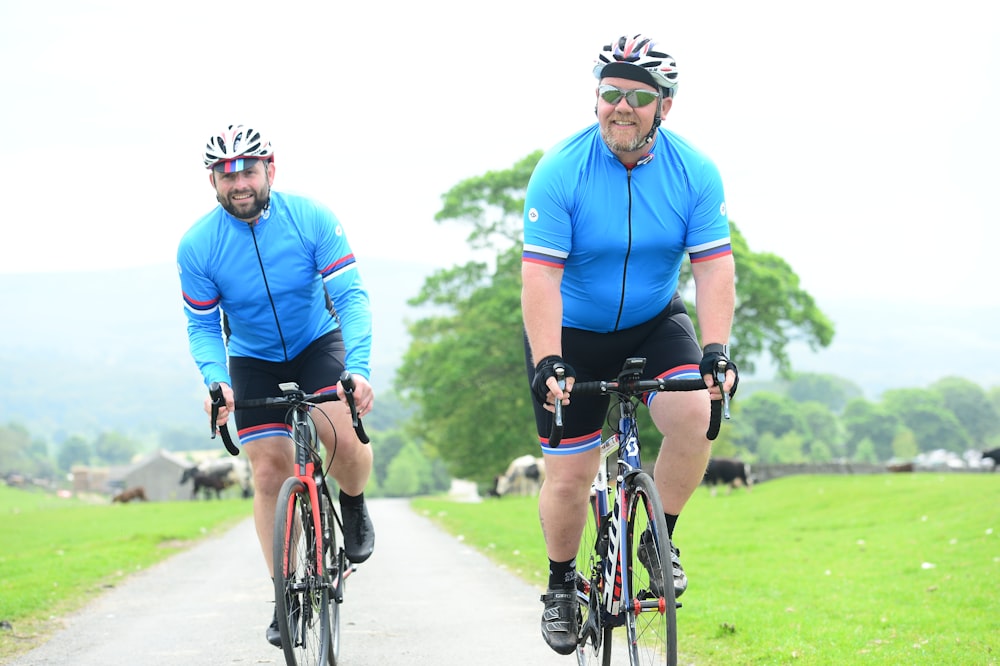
left=209, top=159, right=274, bottom=222
left=596, top=77, right=672, bottom=156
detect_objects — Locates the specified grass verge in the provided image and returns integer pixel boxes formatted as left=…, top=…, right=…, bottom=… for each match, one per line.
left=0, top=485, right=252, bottom=661
left=412, top=473, right=999, bottom=665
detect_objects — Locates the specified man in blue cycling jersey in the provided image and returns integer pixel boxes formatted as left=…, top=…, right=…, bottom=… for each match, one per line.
left=177, top=124, right=376, bottom=648
left=521, top=35, right=739, bottom=655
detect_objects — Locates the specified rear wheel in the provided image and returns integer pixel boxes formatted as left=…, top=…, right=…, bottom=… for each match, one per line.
left=623, top=472, right=677, bottom=666
left=576, top=491, right=613, bottom=666
left=274, top=477, right=334, bottom=666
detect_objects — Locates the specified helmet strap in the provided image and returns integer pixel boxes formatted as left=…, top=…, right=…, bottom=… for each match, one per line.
left=643, top=105, right=662, bottom=145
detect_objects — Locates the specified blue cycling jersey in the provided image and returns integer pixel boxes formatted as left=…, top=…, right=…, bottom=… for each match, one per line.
left=177, top=191, right=372, bottom=388
left=523, top=124, right=731, bottom=332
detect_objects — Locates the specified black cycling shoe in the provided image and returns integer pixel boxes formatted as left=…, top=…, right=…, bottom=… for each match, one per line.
left=638, top=528, right=687, bottom=598
left=540, top=588, right=579, bottom=655
left=340, top=493, right=375, bottom=563
left=267, top=595, right=301, bottom=648
left=670, top=544, right=688, bottom=598
left=265, top=608, right=282, bottom=648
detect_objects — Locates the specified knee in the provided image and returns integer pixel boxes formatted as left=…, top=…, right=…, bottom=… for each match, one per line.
left=542, top=470, right=593, bottom=504
left=252, top=462, right=288, bottom=496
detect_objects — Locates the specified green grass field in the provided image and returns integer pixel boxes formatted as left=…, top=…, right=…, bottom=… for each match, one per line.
left=0, top=485, right=252, bottom=661
left=413, top=473, right=1000, bottom=665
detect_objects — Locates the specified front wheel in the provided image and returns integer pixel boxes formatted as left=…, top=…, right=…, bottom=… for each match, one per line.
left=623, top=472, right=677, bottom=666
left=320, top=488, right=341, bottom=663
left=274, top=477, right=335, bottom=666
left=576, top=491, right=613, bottom=666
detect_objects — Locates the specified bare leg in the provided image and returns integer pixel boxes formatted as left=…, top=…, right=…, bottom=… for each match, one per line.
left=244, top=436, right=296, bottom=576
left=538, top=448, right=601, bottom=561
left=649, top=390, right=713, bottom=515
left=313, top=401, right=373, bottom=496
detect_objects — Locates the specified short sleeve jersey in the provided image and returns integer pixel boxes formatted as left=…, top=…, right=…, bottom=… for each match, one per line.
left=177, top=191, right=372, bottom=387
left=522, top=124, right=731, bottom=332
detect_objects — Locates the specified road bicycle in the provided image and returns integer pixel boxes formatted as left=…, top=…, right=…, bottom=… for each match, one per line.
left=209, top=371, right=369, bottom=666
left=550, top=357, right=728, bottom=666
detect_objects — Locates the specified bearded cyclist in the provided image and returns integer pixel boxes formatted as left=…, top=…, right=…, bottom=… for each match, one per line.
left=521, top=35, right=739, bottom=655
left=176, top=124, right=376, bottom=648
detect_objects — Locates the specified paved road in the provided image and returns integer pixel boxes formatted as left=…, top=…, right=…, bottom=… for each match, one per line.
left=6, top=498, right=573, bottom=666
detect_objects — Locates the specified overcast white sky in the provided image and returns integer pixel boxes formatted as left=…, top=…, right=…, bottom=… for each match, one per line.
left=1, top=0, right=997, bottom=317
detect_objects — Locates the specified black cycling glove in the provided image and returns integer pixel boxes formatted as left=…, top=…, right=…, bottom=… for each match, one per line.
left=699, top=344, right=739, bottom=398
left=531, top=355, right=576, bottom=405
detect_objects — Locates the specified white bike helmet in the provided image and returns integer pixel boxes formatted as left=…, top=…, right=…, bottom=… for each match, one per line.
left=594, top=34, right=679, bottom=98
left=203, top=124, right=274, bottom=170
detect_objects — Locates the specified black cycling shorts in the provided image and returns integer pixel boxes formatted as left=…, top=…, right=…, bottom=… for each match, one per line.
left=523, top=293, right=701, bottom=453
left=228, top=329, right=346, bottom=437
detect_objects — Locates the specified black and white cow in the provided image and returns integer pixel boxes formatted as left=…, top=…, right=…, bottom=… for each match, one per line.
left=489, top=455, right=546, bottom=497
left=179, top=459, right=252, bottom=500
left=703, top=457, right=752, bottom=495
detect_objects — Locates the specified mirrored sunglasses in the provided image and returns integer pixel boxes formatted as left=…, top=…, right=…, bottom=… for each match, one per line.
left=598, top=85, right=661, bottom=109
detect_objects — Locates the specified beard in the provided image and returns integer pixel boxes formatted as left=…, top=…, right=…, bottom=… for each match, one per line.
left=601, top=118, right=649, bottom=154
left=218, top=184, right=270, bottom=222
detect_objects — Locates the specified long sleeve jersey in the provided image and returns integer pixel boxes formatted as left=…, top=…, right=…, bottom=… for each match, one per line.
left=177, top=191, right=372, bottom=388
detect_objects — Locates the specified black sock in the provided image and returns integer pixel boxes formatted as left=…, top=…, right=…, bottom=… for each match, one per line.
left=664, top=513, right=678, bottom=539
left=548, top=557, right=576, bottom=590
left=339, top=489, right=364, bottom=506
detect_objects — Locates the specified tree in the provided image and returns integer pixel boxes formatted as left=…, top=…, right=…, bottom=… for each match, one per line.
left=0, top=422, right=35, bottom=476
left=737, top=392, right=806, bottom=440
left=382, top=442, right=433, bottom=497
left=57, top=435, right=92, bottom=471
left=785, top=373, right=862, bottom=413
left=797, top=401, right=845, bottom=459
left=397, top=247, right=538, bottom=481
left=929, top=377, right=1000, bottom=447
left=841, top=398, right=899, bottom=461
left=399, top=152, right=835, bottom=476
left=880, top=388, right=971, bottom=454
left=93, top=430, right=139, bottom=465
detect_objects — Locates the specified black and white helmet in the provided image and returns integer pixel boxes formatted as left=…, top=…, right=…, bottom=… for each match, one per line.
left=203, top=124, right=274, bottom=170
left=594, top=34, right=679, bottom=97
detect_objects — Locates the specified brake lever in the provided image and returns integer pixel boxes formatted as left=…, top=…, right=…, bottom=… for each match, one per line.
left=209, top=382, right=224, bottom=438
left=714, top=360, right=731, bottom=420
left=554, top=365, right=566, bottom=429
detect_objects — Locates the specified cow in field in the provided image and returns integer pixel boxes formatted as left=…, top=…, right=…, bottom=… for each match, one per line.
left=112, top=486, right=147, bottom=503
left=982, top=448, right=1000, bottom=472
left=180, top=459, right=252, bottom=500
left=489, top=455, right=546, bottom=497
left=703, top=457, right=752, bottom=495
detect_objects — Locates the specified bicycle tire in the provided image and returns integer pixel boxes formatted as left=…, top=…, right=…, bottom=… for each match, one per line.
left=623, top=472, right=677, bottom=666
left=576, top=491, right=613, bottom=666
left=274, top=476, right=335, bottom=666
left=320, top=487, right=341, bottom=664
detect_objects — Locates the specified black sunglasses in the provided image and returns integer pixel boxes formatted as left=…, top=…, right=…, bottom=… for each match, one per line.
left=598, top=85, right=661, bottom=109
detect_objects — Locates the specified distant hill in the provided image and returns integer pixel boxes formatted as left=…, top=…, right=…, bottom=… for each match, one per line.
left=1, top=262, right=996, bottom=442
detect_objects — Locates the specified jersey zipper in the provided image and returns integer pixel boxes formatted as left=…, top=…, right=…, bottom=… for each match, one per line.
left=613, top=168, right=636, bottom=331
left=249, top=222, right=290, bottom=361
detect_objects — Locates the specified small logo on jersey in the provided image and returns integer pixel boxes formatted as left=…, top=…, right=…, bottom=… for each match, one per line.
left=528, top=208, right=539, bottom=223
left=719, top=202, right=727, bottom=216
